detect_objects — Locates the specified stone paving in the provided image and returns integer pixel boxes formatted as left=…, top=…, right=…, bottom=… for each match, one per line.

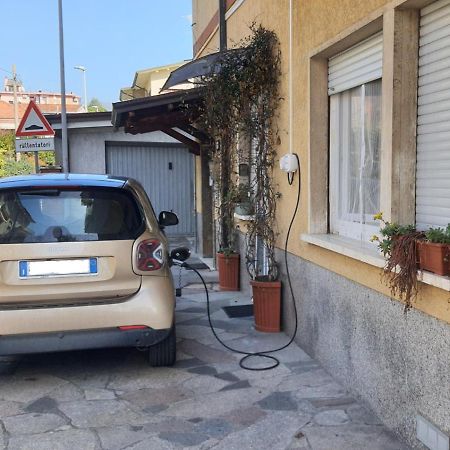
left=0, top=276, right=410, bottom=449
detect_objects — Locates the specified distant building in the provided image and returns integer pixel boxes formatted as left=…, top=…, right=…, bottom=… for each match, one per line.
left=119, top=61, right=192, bottom=101
left=0, top=77, right=82, bottom=130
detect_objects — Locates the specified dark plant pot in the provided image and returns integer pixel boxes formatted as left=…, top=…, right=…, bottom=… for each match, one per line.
left=217, top=252, right=240, bottom=291
left=251, top=280, right=281, bottom=333
left=234, top=203, right=254, bottom=216
left=417, top=241, right=450, bottom=276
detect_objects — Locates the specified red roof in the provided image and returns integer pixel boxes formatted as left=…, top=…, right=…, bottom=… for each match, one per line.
left=0, top=100, right=81, bottom=120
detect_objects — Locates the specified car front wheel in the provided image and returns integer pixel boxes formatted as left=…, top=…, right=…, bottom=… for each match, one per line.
left=148, top=325, right=176, bottom=367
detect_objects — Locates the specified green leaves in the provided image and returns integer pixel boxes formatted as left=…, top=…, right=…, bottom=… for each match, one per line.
left=0, top=131, right=54, bottom=178
left=373, top=213, right=416, bottom=257
left=198, top=25, right=281, bottom=266
left=425, top=225, right=450, bottom=244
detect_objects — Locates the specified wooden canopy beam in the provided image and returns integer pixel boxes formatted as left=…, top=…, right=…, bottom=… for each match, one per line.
left=177, top=124, right=211, bottom=144
left=161, top=127, right=200, bottom=155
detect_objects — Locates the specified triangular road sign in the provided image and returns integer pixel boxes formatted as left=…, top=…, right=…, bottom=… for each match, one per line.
left=16, top=100, right=55, bottom=137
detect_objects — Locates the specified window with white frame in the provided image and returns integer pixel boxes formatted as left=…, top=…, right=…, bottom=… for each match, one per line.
left=328, top=32, right=383, bottom=241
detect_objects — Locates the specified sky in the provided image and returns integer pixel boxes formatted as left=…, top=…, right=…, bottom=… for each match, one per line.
left=0, top=0, right=193, bottom=108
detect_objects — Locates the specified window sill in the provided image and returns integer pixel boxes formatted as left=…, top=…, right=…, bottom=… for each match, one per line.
left=234, top=213, right=255, bottom=221
left=300, top=233, right=450, bottom=292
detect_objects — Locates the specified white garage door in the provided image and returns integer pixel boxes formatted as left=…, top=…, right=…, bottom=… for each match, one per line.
left=106, top=142, right=195, bottom=236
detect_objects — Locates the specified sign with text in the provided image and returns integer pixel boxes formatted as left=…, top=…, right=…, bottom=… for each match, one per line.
left=15, top=137, right=55, bottom=152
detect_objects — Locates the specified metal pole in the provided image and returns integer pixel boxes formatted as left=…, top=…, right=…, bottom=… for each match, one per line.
left=58, top=0, right=69, bottom=173
left=34, top=152, right=40, bottom=174
left=289, top=0, right=293, bottom=155
left=83, top=69, right=87, bottom=111
left=12, top=64, right=20, bottom=162
left=219, top=0, right=227, bottom=51
left=74, top=66, right=87, bottom=111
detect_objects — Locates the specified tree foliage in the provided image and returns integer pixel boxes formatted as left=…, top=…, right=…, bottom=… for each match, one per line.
left=0, top=131, right=54, bottom=177
left=0, top=131, right=33, bottom=177
left=88, top=98, right=107, bottom=112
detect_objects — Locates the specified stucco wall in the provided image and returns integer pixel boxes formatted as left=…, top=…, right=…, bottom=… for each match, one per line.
left=192, top=0, right=218, bottom=50
left=237, top=232, right=449, bottom=448
left=193, top=0, right=450, bottom=324
left=64, top=127, right=177, bottom=174
left=278, top=248, right=449, bottom=449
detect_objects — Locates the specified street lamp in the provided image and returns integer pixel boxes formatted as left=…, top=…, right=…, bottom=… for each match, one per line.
left=74, top=65, right=87, bottom=111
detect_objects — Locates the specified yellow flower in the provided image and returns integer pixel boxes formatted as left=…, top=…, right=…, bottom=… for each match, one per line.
left=370, top=235, right=380, bottom=242
left=373, top=212, right=383, bottom=221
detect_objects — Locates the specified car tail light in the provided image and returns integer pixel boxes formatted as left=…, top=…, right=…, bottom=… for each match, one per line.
left=136, top=239, right=164, bottom=271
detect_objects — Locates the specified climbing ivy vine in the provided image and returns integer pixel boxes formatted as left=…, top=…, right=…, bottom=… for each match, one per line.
left=197, top=24, right=281, bottom=280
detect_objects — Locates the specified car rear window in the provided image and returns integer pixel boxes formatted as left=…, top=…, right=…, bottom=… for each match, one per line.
left=0, top=187, right=145, bottom=244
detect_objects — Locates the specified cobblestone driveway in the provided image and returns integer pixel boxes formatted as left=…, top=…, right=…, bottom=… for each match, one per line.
left=0, top=282, right=409, bottom=449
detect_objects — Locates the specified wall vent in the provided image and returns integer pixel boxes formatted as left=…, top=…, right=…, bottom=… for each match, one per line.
left=416, top=414, right=449, bottom=450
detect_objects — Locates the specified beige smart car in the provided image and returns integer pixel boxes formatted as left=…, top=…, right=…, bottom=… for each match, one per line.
left=0, top=174, right=185, bottom=368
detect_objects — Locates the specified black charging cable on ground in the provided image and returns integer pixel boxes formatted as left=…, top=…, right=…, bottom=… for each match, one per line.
left=176, top=155, right=301, bottom=371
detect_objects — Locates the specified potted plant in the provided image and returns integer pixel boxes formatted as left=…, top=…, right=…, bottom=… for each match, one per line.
left=196, top=26, right=281, bottom=294
left=214, top=164, right=240, bottom=291
left=417, top=225, right=450, bottom=276
left=216, top=249, right=240, bottom=291
left=238, top=29, right=281, bottom=332
left=196, top=46, right=244, bottom=292
left=372, top=213, right=424, bottom=311
left=246, top=176, right=280, bottom=332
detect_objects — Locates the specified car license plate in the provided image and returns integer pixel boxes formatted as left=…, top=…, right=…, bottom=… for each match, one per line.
left=19, top=258, right=98, bottom=278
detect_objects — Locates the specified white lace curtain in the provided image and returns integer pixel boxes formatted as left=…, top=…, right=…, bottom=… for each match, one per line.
left=330, top=78, right=382, bottom=240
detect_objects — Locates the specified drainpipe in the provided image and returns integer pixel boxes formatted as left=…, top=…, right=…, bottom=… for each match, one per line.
left=219, top=0, right=227, bottom=51
left=289, top=0, right=293, bottom=154
left=218, top=0, right=229, bottom=250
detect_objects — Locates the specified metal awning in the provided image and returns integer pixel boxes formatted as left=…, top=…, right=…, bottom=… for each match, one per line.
left=161, top=48, right=247, bottom=91
left=111, top=88, right=208, bottom=155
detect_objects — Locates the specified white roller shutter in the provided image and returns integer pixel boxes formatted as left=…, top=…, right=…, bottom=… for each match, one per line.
left=416, top=0, right=450, bottom=229
left=328, top=32, right=383, bottom=95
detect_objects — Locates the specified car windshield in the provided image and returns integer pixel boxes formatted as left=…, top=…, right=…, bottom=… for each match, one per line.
left=0, top=187, right=144, bottom=244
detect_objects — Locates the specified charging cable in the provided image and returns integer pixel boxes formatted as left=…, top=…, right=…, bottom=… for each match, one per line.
left=176, top=154, right=301, bottom=371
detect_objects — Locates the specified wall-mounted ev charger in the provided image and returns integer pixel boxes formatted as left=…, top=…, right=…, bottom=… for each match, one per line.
left=280, top=153, right=300, bottom=185
left=280, top=153, right=299, bottom=173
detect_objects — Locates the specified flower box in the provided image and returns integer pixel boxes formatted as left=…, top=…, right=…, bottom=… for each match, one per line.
left=417, top=241, right=450, bottom=276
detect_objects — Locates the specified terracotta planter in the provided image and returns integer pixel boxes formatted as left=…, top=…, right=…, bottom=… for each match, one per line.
left=217, top=252, right=240, bottom=291
left=251, top=280, right=281, bottom=333
left=417, top=241, right=450, bottom=276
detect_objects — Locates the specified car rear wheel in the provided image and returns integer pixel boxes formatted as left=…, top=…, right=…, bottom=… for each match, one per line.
left=0, top=356, right=18, bottom=375
left=148, top=325, right=176, bottom=367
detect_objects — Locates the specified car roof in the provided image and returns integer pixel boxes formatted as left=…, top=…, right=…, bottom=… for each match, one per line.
left=0, top=173, right=129, bottom=189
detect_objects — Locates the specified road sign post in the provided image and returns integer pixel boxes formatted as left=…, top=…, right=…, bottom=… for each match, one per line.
left=15, top=100, right=55, bottom=173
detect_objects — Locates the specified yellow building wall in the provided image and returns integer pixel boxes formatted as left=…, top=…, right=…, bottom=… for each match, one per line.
left=192, top=0, right=450, bottom=324
left=192, top=0, right=218, bottom=46
left=150, top=70, right=172, bottom=95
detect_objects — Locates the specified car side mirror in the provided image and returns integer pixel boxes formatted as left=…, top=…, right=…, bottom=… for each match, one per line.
left=170, top=247, right=191, bottom=262
left=158, top=211, right=179, bottom=227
